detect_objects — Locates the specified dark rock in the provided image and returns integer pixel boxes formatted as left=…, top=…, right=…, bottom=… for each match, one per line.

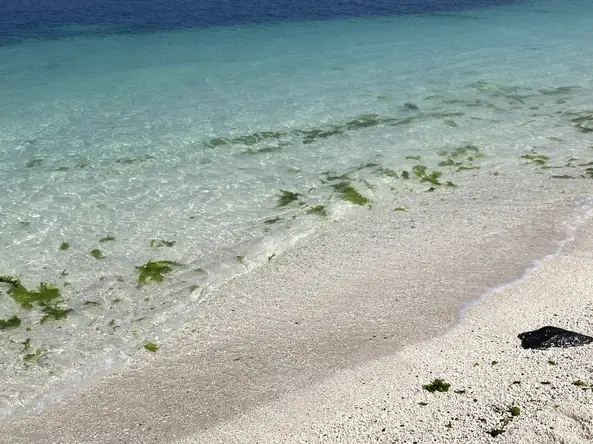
left=518, top=326, right=593, bottom=349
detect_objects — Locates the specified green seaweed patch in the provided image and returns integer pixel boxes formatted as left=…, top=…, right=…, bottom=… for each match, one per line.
left=24, top=349, right=45, bottom=364
left=331, top=182, right=371, bottom=206
left=422, top=379, right=451, bottom=393
left=405, top=155, right=422, bottom=161
left=568, top=111, right=593, bottom=133
left=59, top=242, right=70, bottom=251
left=551, top=175, right=575, bottom=179
left=412, top=165, right=443, bottom=185
left=509, top=406, right=521, bottom=417
left=298, top=126, right=344, bottom=144
left=307, top=205, right=328, bottom=217
left=572, top=380, right=588, bottom=387
left=277, top=190, right=302, bottom=207
left=438, top=157, right=462, bottom=167
left=489, top=429, right=505, bottom=438
left=394, top=207, right=409, bottom=212
left=412, top=165, right=427, bottom=178
left=136, top=260, right=180, bottom=285
left=521, top=151, right=550, bottom=167
left=236, top=255, right=245, bottom=264
left=264, top=217, right=283, bottom=225
left=208, top=114, right=422, bottom=150
left=83, top=300, right=100, bottom=306
left=376, top=167, right=399, bottom=178
left=90, top=249, right=105, bottom=260
left=144, top=342, right=158, bottom=352
left=99, top=236, right=116, bottom=243
left=422, top=171, right=443, bottom=185
left=0, top=315, right=21, bottom=330
left=440, top=144, right=482, bottom=159
left=40, top=306, right=73, bottom=323
left=438, top=144, right=483, bottom=171
left=0, top=278, right=60, bottom=309
left=401, top=170, right=410, bottom=180
left=150, top=239, right=176, bottom=248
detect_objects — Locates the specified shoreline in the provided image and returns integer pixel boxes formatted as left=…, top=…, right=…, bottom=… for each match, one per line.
left=1, top=175, right=592, bottom=443
left=186, top=212, right=593, bottom=444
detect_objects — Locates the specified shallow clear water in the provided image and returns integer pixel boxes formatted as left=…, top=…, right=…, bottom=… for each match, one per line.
left=1, top=0, right=593, bottom=418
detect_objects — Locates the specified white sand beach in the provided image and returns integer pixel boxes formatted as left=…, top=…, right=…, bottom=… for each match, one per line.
left=186, top=221, right=593, bottom=444
left=1, top=174, right=592, bottom=444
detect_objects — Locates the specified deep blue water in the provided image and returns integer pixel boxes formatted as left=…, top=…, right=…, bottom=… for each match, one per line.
left=1, top=0, right=527, bottom=44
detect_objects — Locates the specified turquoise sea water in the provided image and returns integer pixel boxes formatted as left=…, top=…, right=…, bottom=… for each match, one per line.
left=1, top=0, right=593, bottom=418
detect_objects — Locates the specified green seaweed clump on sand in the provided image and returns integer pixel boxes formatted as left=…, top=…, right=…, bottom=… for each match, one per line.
left=422, top=379, right=451, bottom=393
left=1, top=277, right=60, bottom=309
left=520, top=150, right=550, bottom=167
left=144, top=342, right=158, bottom=352
left=0, top=315, right=21, bottom=330
left=40, top=306, right=73, bottom=324
left=277, top=190, right=302, bottom=207
left=568, top=111, right=593, bottom=133
left=1, top=277, right=74, bottom=324
left=375, top=167, right=399, bottom=178
left=509, top=406, right=521, bottom=417
left=331, top=182, right=371, bottom=206
left=59, top=242, right=70, bottom=251
left=412, top=165, right=443, bottom=185
left=90, top=249, right=105, bottom=260
left=437, top=144, right=483, bottom=171
left=99, top=236, right=116, bottom=243
left=23, top=349, right=45, bottom=365
left=489, top=429, right=505, bottom=438
left=307, top=205, right=328, bottom=217
left=136, top=260, right=180, bottom=285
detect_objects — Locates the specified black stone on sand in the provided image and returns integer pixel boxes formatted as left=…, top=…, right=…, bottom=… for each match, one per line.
left=518, top=326, right=593, bottom=349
